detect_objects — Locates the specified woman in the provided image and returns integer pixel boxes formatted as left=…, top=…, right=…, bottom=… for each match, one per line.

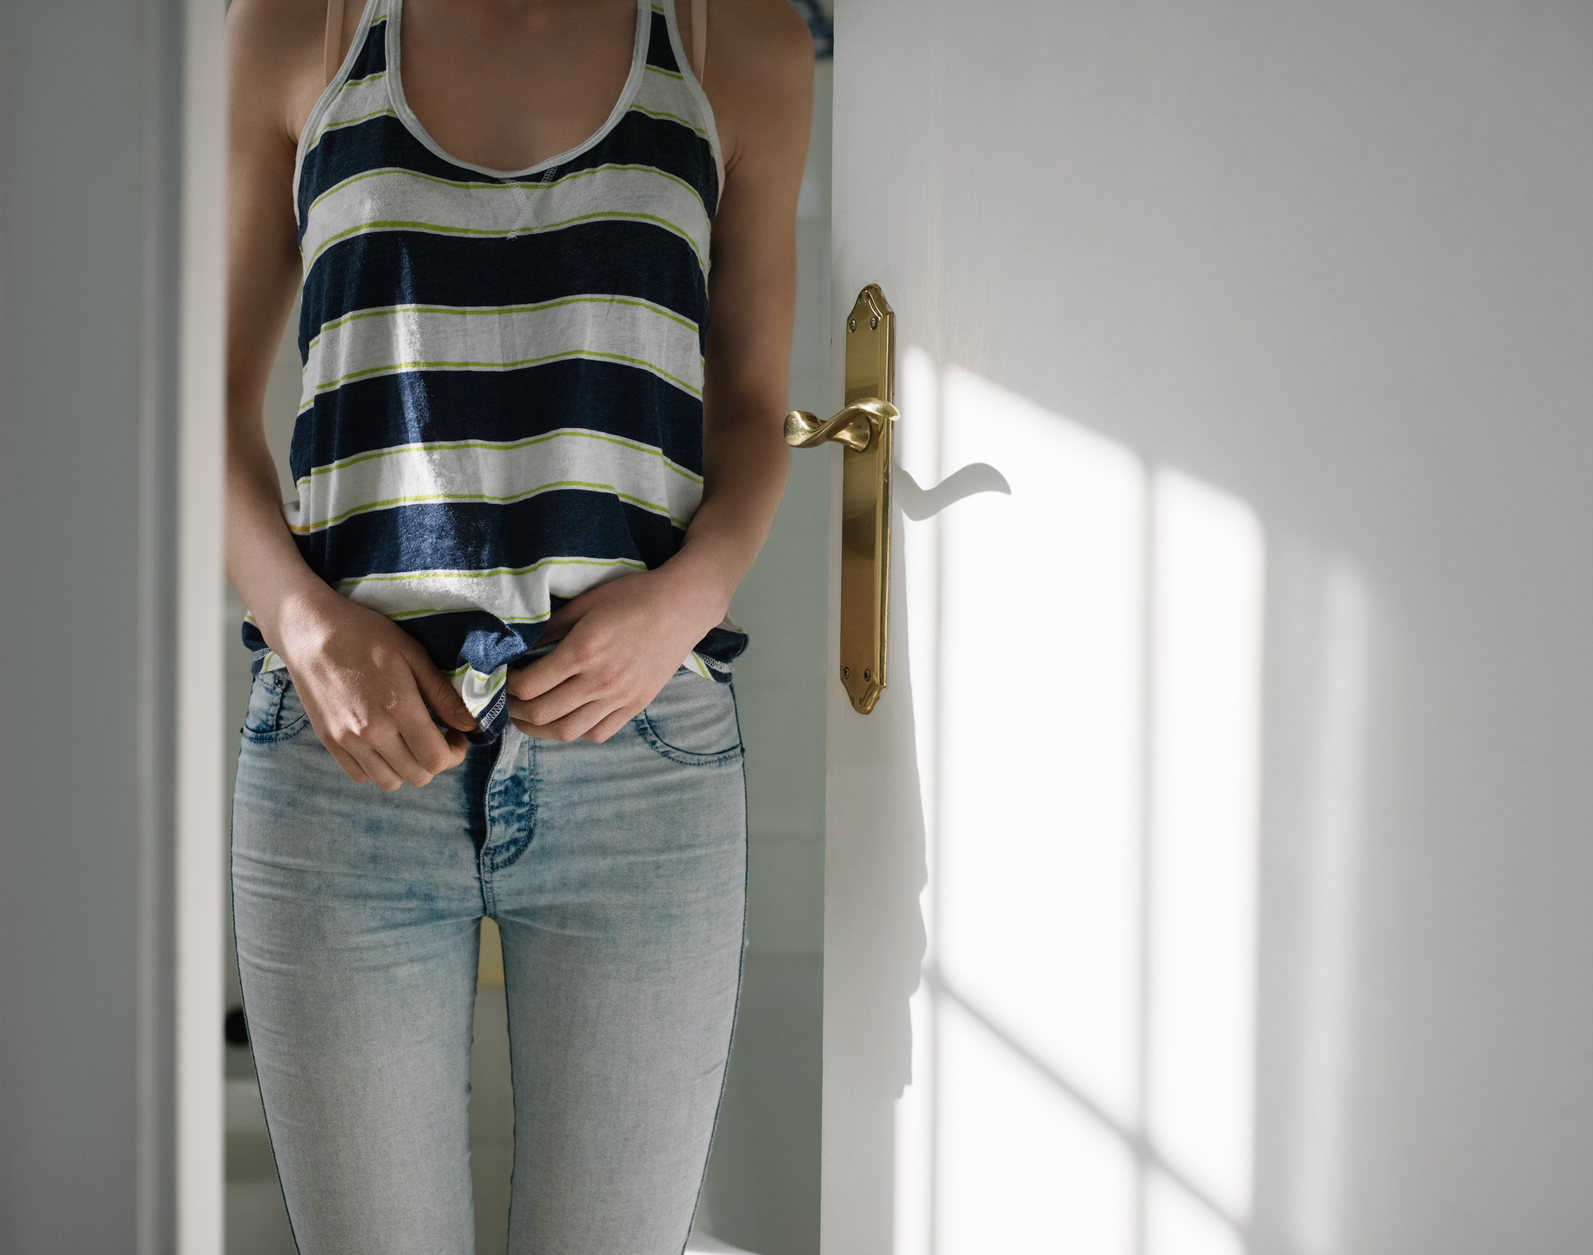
left=224, top=0, right=812, bottom=1249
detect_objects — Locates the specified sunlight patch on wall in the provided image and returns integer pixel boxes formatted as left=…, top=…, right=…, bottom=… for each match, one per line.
left=893, top=353, right=1266, bottom=1254
left=1147, top=1169, right=1246, bottom=1255
left=939, top=998, right=1138, bottom=1254
left=1148, top=469, right=1265, bottom=1222
left=937, top=365, right=1147, bottom=1129
left=1289, top=560, right=1371, bottom=1255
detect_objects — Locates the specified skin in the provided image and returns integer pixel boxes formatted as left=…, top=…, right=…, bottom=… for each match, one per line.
left=226, top=0, right=813, bottom=790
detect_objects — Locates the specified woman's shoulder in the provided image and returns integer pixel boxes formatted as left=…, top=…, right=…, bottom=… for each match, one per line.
left=697, top=0, right=815, bottom=171
left=228, top=0, right=339, bottom=149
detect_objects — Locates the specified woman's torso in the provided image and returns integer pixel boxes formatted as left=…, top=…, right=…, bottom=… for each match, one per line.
left=244, top=0, right=743, bottom=739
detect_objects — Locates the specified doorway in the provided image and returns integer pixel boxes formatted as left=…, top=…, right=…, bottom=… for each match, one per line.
left=220, top=11, right=835, bottom=1255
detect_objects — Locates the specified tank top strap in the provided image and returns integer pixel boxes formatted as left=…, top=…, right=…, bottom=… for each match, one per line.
left=691, top=0, right=707, bottom=83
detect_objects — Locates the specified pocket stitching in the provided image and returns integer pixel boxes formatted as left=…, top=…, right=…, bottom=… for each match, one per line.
left=240, top=674, right=313, bottom=745
left=633, top=704, right=742, bottom=767
left=240, top=709, right=312, bottom=745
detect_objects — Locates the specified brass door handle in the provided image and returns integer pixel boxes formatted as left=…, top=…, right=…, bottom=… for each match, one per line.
left=783, top=284, right=896, bottom=715
left=783, top=397, right=899, bottom=453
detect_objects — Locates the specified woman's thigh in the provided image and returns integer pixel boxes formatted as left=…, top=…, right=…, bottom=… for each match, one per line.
left=231, top=671, right=493, bottom=1255
left=490, top=673, right=748, bottom=1255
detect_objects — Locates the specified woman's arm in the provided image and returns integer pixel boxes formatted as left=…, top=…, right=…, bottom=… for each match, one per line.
left=225, top=0, right=476, bottom=789
left=506, top=0, right=815, bottom=743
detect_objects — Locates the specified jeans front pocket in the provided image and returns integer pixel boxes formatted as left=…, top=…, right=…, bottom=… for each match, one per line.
left=242, top=670, right=313, bottom=744
left=634, top=672, right=743, bottom=766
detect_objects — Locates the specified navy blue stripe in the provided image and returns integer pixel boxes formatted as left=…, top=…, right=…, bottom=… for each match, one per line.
left=695, top=624, right=749, bottom=667
left=299, top=115, right=485, bottom=232
left=268, top=0, right=746, bottom=703
left=646, top=11, right=680, bottom=72
left=299, top=221, right=708, bottom=359
left=296, top=493, right=683, bottom=582
left=298, top=109, right=717, bottom=239
left=347, top=17, right=388, bottom=80
left=560, top=110, right=718, bottom=214
left=403, top=610, right=543, bottom=667
left=288, top=356, right=704, bottom=480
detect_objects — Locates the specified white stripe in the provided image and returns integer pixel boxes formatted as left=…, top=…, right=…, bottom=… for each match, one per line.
left=302, top=70, right=395, bottom=158
left=453, top=663, right=509, bottom=720
left=300, top=296, right=703, bottom=405
left=300, top=162, right=711, bottom=273
left=336, top=555, right=643, bottom=625
left=632, top=67, right=709, bottom=137
left=283, top=426, right=704, bottom=534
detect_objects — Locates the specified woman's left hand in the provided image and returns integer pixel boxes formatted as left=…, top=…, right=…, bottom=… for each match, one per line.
left=505, top=566, right=725, bottom=743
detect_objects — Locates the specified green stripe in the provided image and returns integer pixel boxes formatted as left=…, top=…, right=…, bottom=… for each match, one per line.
left=306, top=293, right=699, bottom=352
left=306, top=160, right=708, bottom=222
left=307, top=207, right=706, bottom=272
left=631, top=104, right=707, bottom=138
left=292, top=479, right=687, bottom=534
left=308, top=106, right=398, bottom=152
left=299, top=427, right=703, bottom=487
left=647, top=65, right=685, bottom=82
left=313, top=345, right=701, bottom=400
left=402, top=609, right=550, bottom=625
left=342, top=71, right=387, bottom=89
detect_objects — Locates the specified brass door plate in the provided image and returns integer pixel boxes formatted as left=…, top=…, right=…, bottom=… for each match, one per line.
left=839, top=285, right=894, bottom=714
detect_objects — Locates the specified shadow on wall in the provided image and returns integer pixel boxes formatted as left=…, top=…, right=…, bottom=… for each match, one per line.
left=875, top=349, right=1379, bottom=1255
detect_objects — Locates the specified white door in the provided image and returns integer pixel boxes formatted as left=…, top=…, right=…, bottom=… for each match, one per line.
left=819, top=4, right=1593, bottom=1255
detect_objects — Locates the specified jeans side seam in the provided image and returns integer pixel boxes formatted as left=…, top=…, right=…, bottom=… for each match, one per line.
left=229, top=806, right=306, bottom=1255
left=680, top=741, right=750, bottom=1254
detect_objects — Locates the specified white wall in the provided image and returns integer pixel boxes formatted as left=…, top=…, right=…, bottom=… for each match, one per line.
left=0, top=7, right=156, bottom=1243
left=0, top=1, right=224, bottom=1250
left=826, top=2, right=1593, bottom=1253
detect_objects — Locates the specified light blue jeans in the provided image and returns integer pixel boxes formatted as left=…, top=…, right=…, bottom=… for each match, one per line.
left=231, top=667, right=747, bottom=1255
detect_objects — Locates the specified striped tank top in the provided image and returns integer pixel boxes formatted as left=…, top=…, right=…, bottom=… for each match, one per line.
left=243, top=0, right=745, bottom=741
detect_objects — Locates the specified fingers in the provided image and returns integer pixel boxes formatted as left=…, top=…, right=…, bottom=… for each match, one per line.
left=509, top=667, right=604, bottom=728
left=510, top=698, right=609, bottom=743
left=584, top=707, right=635, bottom=744
left=330, top=723, right=466, bottom=791
left=354, top=656, right=471, bottom=788
left=324, top=741, right=371, bottom=785
left=505, top=647, right=580, bottom=701
left=393, top=697, right=469, bottom=783
left=506, top=672, right=596, bottom=733
left=343, top=738, right=408, bottom=792
left=511, top=701, right=633, bottom=745
left=540, top=593, right=590, bottom=638
left=317, top=686, right=468, bottom=790
left=414, top=658, right=479, bottom=733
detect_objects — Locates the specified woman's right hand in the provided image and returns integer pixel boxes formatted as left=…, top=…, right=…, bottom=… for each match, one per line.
left=268, top=586, right=478, bottom=790
left=224, top=4, right=475, bottom=792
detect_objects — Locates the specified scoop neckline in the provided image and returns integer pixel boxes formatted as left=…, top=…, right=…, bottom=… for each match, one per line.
left=385, top=0, right=650, bottom=180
